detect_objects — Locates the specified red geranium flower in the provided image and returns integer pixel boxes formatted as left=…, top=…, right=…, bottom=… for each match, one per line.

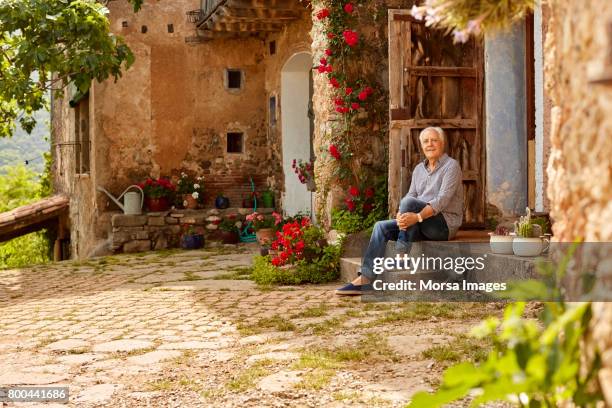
left=319, top=57, right=327, bottom=66
left=325, top=65, right=333, bottom=73
left=271, top=257, right=282, bottom=266
left=316, top=8, right=330, bottom=19
left=345, top=87, right=353, bottom=95
left=317, top=65, right=327, bottom=74
left=363, top=202, right=373, bottom=214
left=325, top=49, right=333, bottom=56
left=334, top=98, right=345, bottom=106
left=349, top=186, right=360, bottom=196
left=329, top=77, right=340, bottom=88
left=327, top=32, right=336, bottom=39
left=365, top=187, right=375, bottom=198
left=351, top=102, right=360, bottom=110
left=344, top=2, right=354, bottom=13
left=365, top=86, right=374, bottom=96
left=358, top=90, right=368, bottom=101
left=345, top=198, right=356, bottom=212
left=343, top=30, right=359, bottom=47
left=329, top=144, right=341, bottom=160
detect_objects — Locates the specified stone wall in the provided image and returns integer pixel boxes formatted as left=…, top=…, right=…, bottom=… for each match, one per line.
left=110, top=207, right=274, bottom=253
left=544, top=0, right=612, bottom=402
left=51, top=1, right=311, bottom=258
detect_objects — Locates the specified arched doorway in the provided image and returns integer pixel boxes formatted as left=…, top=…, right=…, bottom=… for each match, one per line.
left=281, top=52, right=314, bottom=218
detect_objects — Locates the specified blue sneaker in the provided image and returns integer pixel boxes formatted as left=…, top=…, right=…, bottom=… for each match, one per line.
left=335, top=282, right=373, bottom=296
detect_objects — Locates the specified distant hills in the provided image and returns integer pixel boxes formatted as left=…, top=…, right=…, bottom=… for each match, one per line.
left=0, top=110, right=50, bottom=175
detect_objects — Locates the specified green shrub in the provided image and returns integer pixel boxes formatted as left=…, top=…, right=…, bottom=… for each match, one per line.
left=251, top=242, right=342, bottom=285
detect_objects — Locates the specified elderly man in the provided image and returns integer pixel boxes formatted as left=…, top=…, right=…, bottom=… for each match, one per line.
left=335, top=127, right=463, bottom=295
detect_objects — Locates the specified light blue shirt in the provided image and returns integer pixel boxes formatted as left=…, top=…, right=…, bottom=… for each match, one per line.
left=407, top=153, right=464, bottom=239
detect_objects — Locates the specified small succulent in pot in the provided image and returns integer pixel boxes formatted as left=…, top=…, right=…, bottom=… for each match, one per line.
left=492, top=225, right=510, bottom=236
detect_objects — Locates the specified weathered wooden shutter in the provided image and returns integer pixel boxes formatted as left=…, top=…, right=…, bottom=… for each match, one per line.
left=388, top=10, right=485, bottom=227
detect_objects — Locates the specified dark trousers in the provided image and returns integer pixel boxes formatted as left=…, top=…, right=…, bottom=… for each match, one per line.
left=359, top=197, right=448, bottom=280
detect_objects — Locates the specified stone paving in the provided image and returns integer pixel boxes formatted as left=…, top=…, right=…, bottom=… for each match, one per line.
left=0, top=244, right=504, bottom=407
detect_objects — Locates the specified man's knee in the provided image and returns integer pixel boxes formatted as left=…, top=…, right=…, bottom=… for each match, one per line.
left=399, top=196, right=420, bottom=212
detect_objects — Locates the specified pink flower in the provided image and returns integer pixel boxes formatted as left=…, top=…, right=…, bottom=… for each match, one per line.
left=344, top=3, right=354, bottom=13
left=342, top=30, right=359, bottom=47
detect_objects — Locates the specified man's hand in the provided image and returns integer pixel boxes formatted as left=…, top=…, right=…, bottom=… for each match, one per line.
left=396, top=212, right=418, bottom=229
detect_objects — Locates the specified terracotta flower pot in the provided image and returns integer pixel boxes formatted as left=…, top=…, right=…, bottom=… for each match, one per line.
left=183, top=194, right=198, bottom=209
left=256, top=228, right=275, bottom=245
left=146, top=197, right=170, bottom=212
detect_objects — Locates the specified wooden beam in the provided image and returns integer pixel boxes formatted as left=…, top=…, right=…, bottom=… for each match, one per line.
left=203, top=19, right=285, bottom=32
left=217, top=5, right=303, bottom=19
left=390, top=119, right=477, bottom=129
left=226, top=0, right=306, bottom=10
left=409, top=66, right=477, bottom=77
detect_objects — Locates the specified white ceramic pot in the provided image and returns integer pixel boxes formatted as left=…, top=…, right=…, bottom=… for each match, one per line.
left=489, top=234, right=514, bottom=255
left=512, top=237, right=550, bottom=257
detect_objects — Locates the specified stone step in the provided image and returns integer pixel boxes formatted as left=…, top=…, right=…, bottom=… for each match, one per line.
left=340, top=239, right=548, bottom=284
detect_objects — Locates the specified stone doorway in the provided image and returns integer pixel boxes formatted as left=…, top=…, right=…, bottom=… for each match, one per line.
left=281, top=52, right=314, bottom=218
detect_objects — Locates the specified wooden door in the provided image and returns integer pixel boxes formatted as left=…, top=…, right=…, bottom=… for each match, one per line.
left=388, top=10, right=485, bottom=228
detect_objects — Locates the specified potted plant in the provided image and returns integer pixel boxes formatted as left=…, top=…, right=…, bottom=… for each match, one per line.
left=512, top=208, right=549, bottom=257
left=292, top=158, right=316, bottom=191
left=215, top=192, right=230, bottom=209
left=176, top=172, right=204, bottom=209
left=245, top=211, right=280, bottom=245
left=180, top=224, right=204, bottom=249
left=218, top=215, right=240, bottom=244
left=488, top=225, right=513, bottom=255
left=138, top=177, right=175, bottom=212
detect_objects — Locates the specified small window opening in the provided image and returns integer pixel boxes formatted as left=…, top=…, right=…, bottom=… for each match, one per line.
left=141, top=25, right=148, bottom=33
left=227, top=132, right=244, bottom=153
left=226, top=69, right=242, bottom=89
left=269, top=41, right=276, bottom=55
left=167, top=24, right=174, bottom=33
left=122, top=21, right=129, bottom=28
left=269, top=96, right=277, bottom=126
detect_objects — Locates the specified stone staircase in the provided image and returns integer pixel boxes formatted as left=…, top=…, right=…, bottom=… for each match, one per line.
left=339, top=230, right=547, bottom=285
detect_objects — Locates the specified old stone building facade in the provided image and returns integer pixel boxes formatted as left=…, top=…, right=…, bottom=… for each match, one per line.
left=543, top=0, right=612, bottom=401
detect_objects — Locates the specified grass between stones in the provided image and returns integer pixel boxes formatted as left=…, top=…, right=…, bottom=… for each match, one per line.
left=291, top=304, right=328, bottom=318
left=209, top=266, right=253, bottom=281
left=146, top=375, right=201, bottom=392
left=421, top=334, right=490, bottom=366
left=291, top=333, right=399, bottom=390
left=237, top=315, right=296, bottom=335
left=225, top=359, right=274, bottom=392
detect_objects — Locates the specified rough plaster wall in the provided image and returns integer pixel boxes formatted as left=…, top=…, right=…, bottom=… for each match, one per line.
left=53, top=0, right=278, bottom=257
left=263, top=12, right=313, bottom=207
left=544, top=0, right=612, bottom=401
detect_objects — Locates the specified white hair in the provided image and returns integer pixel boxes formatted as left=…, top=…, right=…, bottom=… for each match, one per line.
left=419, top=127, right=446, bottom=145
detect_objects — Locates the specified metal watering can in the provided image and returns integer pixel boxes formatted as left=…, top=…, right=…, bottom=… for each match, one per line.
left=97, top=185, right=144, bottom=215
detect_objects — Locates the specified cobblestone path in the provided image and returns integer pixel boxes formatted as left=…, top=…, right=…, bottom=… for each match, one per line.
left=0, top=244, right=501, bottom=407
